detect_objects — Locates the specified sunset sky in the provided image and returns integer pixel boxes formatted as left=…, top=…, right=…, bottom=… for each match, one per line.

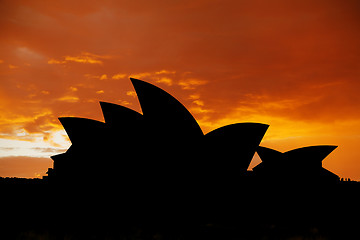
left=1, top=0, right=360, bottom=180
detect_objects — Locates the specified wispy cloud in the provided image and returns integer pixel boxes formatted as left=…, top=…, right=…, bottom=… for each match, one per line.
left=178, top=78, right=208, bottom=90
left=0, top=138, right=68, bottom=158
left=129, top=72, right=152, bottom=79
left=155, top=77, right=173, bottom=86
left=48, top=52, right=110, bottom=65
left=130, top=70, right=176, bottom=86
left=126, top=91, right=137, bottom=97
left=155, top=70, right=176, bottom=75
left=56, top=95, right=79, bottom=103
left=8, top=64, right=19, bottom=69
left=112, top=73, right=127, bottom=80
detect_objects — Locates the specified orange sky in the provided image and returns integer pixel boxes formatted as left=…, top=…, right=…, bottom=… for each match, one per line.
left=0, top=0, right=360, bottom=180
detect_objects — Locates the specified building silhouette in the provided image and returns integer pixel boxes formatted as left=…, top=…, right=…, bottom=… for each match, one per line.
left=253, top=145, right=339, bottom=183
left=45, top=78, right=342, bottom=190
left=2, top=78, right=360, bottom=239
left=46, top=78, right=269, bottom=191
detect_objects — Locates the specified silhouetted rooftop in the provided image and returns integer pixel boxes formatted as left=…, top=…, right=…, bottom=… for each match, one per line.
left=254, top=145, right=339, bottom=181
left=59, top=117, right=106, bottom=144
left=131, top=78, right=204, bottom=137
left=46, top=78, right=342, bottom=187
left=205, top=123, right=269, bottom=172
left=284, top=145, right=337, bottom=164
left=100, top=101, right=143, bottom=126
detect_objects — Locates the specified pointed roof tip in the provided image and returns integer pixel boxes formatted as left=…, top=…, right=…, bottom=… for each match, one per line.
left=99, top=101, right=137, bottom=112
left=256, top=145, right=338, bottom=165
left=257, top=146, right=279, bottom=151
left=99, top=101, right=112, bottom=109
left=257, top=122, right=270, bottom=132
left=294, top=145, right=338, bottom=150
left=130, top=77, right=140, bottom=82
left=130, top=77, right=158, bottom=92
left=58, top=117, right=106, bottom=144
left=130, top=78, right=144, bottom=92
left=130, top=77, right=145, bottom=88
left=99, top=100, right=108, bottom=106
left=51, top=152, right=67, bottom=161
left=284, top=145, right=338, bottom=163
left=99, top=101, right=123, bottom=109
left=99, top=101, right=143, bottom=125
left=205, top=122, right=269, bottom=137
left=257, top=145, right=338, bottom=154
left=285, top=145, right=338, bottom=154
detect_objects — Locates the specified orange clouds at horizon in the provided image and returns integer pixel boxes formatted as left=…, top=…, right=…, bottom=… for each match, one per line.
left=1, top=0, right=360, bottom=179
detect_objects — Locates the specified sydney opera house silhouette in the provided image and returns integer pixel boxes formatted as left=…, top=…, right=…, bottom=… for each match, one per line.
left=254, top=146, right=339, bottom=183
left=3, top=78, right=360, bottom=239
left=45, top=78, right=339, bottom=188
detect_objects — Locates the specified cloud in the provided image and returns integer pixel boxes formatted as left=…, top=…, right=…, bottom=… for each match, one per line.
left=188, top=94, right=201, bottom=100
left=112, top=73, right=127, bottom=80
left=129, top=70, right=176, bottom=86
left=57, top=95, right=79, bottom=103
left=8, top=64, right=19, bottom=69
left=117, top=100, right=131, bottom=106
left=31, top=147, right=66, bottom=154
left=69, top=87, right=78, bottom=92
left=192, top=100, right=204, bottom=106
left=48, top=52, right=110, bottom=65
left=155, top=77, right=173, bottom=86
left=129, top=72, right=152, bottom=79
left=0, top=137, right=68, bottom=158
left=99, top=74, right=108, bottom=80
left=126, top=91, right=137, bottom=98
left=47, top=59, right=66, bottom=64
left=155, top=70, right=176, bottom=75
left=178, top=78, right=208, bottom=90
left=65, top=55, right=102, bottom=64
left=186, top=93, right=213, bottom=116
left=189, top=106, right=213, bottom=114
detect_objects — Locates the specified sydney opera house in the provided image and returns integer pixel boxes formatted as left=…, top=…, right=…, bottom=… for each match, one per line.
left=253, top=145, right=339, bottom=183
left=46, top=78, right=339, bottom=188
left=4, top=78, right=356, bottom=239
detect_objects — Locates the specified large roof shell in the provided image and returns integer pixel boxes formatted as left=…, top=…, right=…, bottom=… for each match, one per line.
left=100, top=101, right=143, bottom=126
left=253, top=145, right=339, bottom=180
left=284, top=145, right=337, bottom=164
left=205, top=123, right=269, bottom=171
left=130, top=78, right=203, bottom=138
left=59, top=117, right=106, bottom=145
left=256, top=145, right=337, bottom=165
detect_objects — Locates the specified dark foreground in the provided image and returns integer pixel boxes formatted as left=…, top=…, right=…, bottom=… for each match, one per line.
left=1, top=177, right=359, bottom=239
